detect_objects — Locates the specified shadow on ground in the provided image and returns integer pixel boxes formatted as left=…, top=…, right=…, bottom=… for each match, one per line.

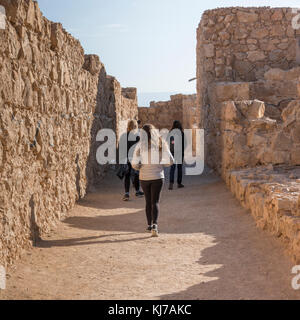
left=34, top=170, right=299, bottom=299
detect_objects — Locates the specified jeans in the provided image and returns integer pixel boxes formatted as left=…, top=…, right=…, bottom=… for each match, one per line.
left=141, top=179, right=164, bottom=226
left=170, top=164, right=183, bottom=184
left=124, top=163, right=140, bottom=193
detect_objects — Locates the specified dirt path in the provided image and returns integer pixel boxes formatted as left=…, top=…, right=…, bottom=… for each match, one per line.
left=1, top=169, right=300, bottom=300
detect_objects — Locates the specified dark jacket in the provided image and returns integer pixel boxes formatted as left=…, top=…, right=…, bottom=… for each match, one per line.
left=169, top=130, right=185, bottom=162
left=118, top=131, right=140, bottom=164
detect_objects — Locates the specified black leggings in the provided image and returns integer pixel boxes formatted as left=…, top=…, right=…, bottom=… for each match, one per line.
left=141, top=179, right=164, bottom=226
left=125, top=163, right=140, bottom=193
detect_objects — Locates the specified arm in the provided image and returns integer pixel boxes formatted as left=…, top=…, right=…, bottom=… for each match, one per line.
left=161, top=147, right=174, bottom=168
left=131, top=144, right=142, bottom=170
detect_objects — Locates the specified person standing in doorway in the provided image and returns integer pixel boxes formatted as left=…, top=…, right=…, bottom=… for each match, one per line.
left=169, top=120, right=185, bottom=190
left=132, top=124, right=174, bottom=237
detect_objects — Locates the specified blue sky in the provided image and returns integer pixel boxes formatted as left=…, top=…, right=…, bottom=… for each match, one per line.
left=38, top=0, right=300, bottom=105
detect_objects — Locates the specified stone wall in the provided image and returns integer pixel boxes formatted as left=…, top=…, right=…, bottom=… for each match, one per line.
left=138, top=94, right=198, bottom=130
left=228, top=165, right=300, bottom=263
left=204, top=72, right=300, bottom=262
left=197, top=7, right=299, bottom=125
left=87, top=74, right=138, bottom=188
left=208, top=90, right=300, bottom=175
left=0, top=0, right=137, bottom=266
left=196, top=7, right=300, bottom=261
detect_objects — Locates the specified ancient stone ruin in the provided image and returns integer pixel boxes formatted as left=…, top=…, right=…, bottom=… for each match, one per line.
left=138, top=94, right=199, bottom=130
left=2, top=1, right=300, bottom=268
left=197, top=7, right=300, bottom=262
left=0, top=0, right=138, bottom=266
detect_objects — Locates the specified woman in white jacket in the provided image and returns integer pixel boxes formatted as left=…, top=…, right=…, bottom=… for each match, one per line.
left=132, top=124, right=174, bottom=237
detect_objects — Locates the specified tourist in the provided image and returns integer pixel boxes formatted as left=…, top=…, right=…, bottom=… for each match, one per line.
left=168, top=120, right=185, bottom=190
left=132, top=124, right=174, bottom=237
left=119, top=120, right=144, bottom=201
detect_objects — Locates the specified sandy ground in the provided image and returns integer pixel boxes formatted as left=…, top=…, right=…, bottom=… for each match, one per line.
left=1, top=169, right=300, bottom=300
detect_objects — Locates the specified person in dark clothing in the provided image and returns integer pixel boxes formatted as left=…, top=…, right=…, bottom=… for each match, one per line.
left=169, top=120, right=185, bottom=190
left=119, top=120, right=144, bottom=201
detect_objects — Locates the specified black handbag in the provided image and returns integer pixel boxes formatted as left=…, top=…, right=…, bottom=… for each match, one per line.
left=116, top=164, right=130, bottom=180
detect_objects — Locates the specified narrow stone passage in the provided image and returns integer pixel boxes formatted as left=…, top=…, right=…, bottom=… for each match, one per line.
left=1, top=170, right=299, bottom=300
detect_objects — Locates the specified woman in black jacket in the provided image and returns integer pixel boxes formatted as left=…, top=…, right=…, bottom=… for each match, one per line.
left=169, top=120, right=185, bottom=190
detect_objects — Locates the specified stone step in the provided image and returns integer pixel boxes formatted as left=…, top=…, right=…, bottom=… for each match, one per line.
left=227, top=165, right=300, bottom=262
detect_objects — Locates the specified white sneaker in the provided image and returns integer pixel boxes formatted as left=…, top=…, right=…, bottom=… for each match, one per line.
left=151, top=225, right=159, bottom=237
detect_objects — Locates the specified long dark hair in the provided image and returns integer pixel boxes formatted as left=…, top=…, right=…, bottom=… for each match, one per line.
left=171, top=120, right=183, bottom=131
left=142, top=124, right=153, bottom=145
left=141, top=124, right=164, bottom=151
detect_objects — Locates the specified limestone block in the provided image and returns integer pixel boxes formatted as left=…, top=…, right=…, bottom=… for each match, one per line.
left=211, top=82, right=250, bottom=103
left=269, top=49, right=284, bottom=62
left=264, top=67, right=300, bottom=81
left=250, top=28, right=269, bottom=39
left=203, top=44, right=215, bottom=57
left=224, top=14, right=234, bottom=24
left=219, top=31, right=230, bottom=41
left=248, top=100, right=266, bottom=119
left=23, top=78, right=33, bottom=108
left=237, top=11, right=258, bottom=23
left=269, top=25, right=285, bottom=37
left=271, top=10, right=283, bottom=21
left=221, top=101, right=239, bottom=121
left=282, top=100, right=300, bottom=122
left=34, top=2, right=43, bottom=32
left=247, top=132, right=267, bottom=148
left=234, top=27, right=248, bottom=39
left=233, top=60, right=255, bottom=80
left=204, top=58, right=214, bottom=71
left=247, top=51, right=266, bottom=62
left=50, top=23, right=63, bottom=51
left=291, top=150, right=300, bottom=165
left=26, top=0, right=35, bottom=27
left=271, top=131, right=293, bottom=151
left=250, top=81, right=300, bottom=105
left=272, top=151, right=291, bottom=164
left=83, top=55, right=102, bottom=76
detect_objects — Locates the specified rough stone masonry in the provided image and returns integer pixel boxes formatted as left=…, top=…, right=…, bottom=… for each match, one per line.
left=138, top=94, right=199, bottom=130
left=0, top=0, right=138, bottom=266
left=197, top=7, right=300, bottom=262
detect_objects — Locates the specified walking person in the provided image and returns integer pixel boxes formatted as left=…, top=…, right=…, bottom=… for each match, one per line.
left=119, top=120, right=144, bottom=201
left=132, top=124, right=174, bottom=237
left=169, top=120, right=185, bottom=190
